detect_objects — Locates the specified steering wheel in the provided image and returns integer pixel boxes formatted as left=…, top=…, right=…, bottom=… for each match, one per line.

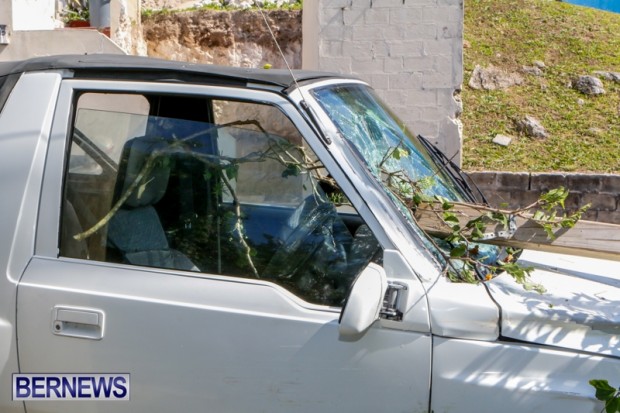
left=264, top=198, right=338, bottom=280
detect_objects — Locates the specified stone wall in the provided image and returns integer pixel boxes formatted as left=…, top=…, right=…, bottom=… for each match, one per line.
left=468, top=172, right=620, bottom=224
left=303, top=0, right=464, bottom=164
left=142, top=10, right=301, bottom=68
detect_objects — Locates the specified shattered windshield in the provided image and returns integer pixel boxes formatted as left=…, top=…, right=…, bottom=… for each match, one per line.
left=312, top=84, right=501, bottom=273
left=312, top=84, right=463, bottom=209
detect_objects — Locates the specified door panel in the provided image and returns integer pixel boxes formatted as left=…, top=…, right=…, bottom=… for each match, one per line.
left=19, top=81, right=432, bottom=412
left=18, top=257, right=431, bottom=412
left=431, top=337, right=620, bottom=413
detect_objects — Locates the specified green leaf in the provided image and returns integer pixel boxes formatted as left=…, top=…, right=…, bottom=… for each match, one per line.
left=590, top=380, right=617, bottom=401
left=282, top=163, right=301, bottom=178
left=391, top=147, right=409, bottom=160
left=606, top=397, right=620, bottom=413
left=443, top=213, right=460, bottom=224
left=224, top=164, right=239, bottom=181
left=471, top=226, right=484, bottom=240
left=543, top=224, right=556, bottom=240
left=461, top=267, right=477, bottom=283
left=450, top=244, right=468, bottom=258
left=412, top=194, right=422, bottom=206
left=489, top=211, right=509, bottom=229
left=540, top=187, right=568, bottom=210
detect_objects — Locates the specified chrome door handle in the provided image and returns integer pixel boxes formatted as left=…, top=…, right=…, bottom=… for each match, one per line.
left=52, top=306, right=104, bottom=340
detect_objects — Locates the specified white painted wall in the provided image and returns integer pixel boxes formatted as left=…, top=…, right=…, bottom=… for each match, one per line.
left=303, top=0, right=464, bottom=163
left=0, top=30, right=125, bottom=61
left=0, top=0, right=135, bottom=60
left=12, top=0, right=57, bottom=30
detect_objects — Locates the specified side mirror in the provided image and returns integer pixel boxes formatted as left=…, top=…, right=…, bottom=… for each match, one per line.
left=339, top=263, right=387, bottom=339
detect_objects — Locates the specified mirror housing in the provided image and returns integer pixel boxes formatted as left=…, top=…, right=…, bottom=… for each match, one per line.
left=339, top=263, right=387, bottom=338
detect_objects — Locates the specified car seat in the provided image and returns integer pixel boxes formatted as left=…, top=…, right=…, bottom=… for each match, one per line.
left=107, top=135, right=199, bottom=272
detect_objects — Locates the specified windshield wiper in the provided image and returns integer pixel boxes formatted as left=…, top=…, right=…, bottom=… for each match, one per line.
left=417, top=135, right=487, bottom=205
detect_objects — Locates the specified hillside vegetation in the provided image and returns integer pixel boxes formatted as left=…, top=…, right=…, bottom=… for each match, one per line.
left=462, top=0, right=620, bottom=172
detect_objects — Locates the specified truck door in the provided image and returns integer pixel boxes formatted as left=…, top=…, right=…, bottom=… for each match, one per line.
left=16, top=79, right=431, bottom=413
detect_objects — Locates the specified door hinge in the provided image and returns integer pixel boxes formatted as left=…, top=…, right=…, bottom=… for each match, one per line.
left=380, top=282, right=407, bottom=321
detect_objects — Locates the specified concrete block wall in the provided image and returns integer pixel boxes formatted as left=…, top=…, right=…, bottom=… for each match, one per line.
left=468, top=172, right=620, bottom=224
left=303, top=0, right=464, bottom=164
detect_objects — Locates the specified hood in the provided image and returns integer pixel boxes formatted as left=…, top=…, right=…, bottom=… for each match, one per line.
left=487, top=249, right=620, bottom=358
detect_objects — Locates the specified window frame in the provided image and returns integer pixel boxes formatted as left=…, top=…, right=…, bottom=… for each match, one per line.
left=36, top=78, right=390, bottom=309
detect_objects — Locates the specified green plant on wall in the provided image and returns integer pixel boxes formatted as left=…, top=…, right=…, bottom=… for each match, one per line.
left=63, top=0, right=89, bottom=23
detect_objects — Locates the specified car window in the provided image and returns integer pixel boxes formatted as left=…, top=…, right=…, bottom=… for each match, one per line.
left=60, top=92, right=382, bottom=307
left=0, top=74, right=20, bottom=114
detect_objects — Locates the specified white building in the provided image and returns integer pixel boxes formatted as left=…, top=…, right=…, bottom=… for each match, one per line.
left=0, top=0, right=141, bottom=60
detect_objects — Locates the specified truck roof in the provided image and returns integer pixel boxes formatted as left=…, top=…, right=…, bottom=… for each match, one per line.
left=0, top=54, right=345, bottom=89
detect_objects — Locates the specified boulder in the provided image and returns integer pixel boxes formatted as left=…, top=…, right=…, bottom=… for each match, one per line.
left=469, top=64, right=524, bottom=90
left=522, top=65, right=544, bottom=76
left=515, top=116, right=548, bottom=139
left=572, top=75, right=606, bottom=95
left=593, top=71, right=620, bottom=84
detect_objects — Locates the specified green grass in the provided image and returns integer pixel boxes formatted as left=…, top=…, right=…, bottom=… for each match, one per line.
left=463, top=0, right=620, bottom=172
left=142, top=0, right=302, bottom=18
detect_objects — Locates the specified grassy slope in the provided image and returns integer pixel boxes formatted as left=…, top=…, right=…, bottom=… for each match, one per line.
left=462, top=0, right=620, bottom=172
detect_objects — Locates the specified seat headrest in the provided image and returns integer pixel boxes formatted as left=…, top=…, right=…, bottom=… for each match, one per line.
left=118, top=136, right=171, bottom=208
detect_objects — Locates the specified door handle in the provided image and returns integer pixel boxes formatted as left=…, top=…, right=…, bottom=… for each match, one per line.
left=52, top=306, right=104, bottom=340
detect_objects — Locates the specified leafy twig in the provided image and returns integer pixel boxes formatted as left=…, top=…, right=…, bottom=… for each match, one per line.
left=590, top=379, right=620, bottom=413
left=374, top=143, right=593, bottom=292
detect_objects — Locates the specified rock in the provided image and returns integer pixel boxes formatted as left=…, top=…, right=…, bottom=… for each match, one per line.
left=198, top=0, right=218, bottom=5
left=225, top=0, right=252, bottom=8
left=515, top=116, right=548, bottom=139
left=469, top=64, right=524, bottom=91
left=522, top=65, right=544, bottom=76
left=492, top=134, right=513, bottom=146
left=593, top=70, right=620, bottom=83
left=572, top=75, right=606, bottom=95
left=225, top=0, right=296, bottom=6
left=533, top=60, right=546, bottom=69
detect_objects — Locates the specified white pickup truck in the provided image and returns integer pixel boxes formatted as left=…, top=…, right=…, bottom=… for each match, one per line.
left=0, top=54, right=618, bottom=413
